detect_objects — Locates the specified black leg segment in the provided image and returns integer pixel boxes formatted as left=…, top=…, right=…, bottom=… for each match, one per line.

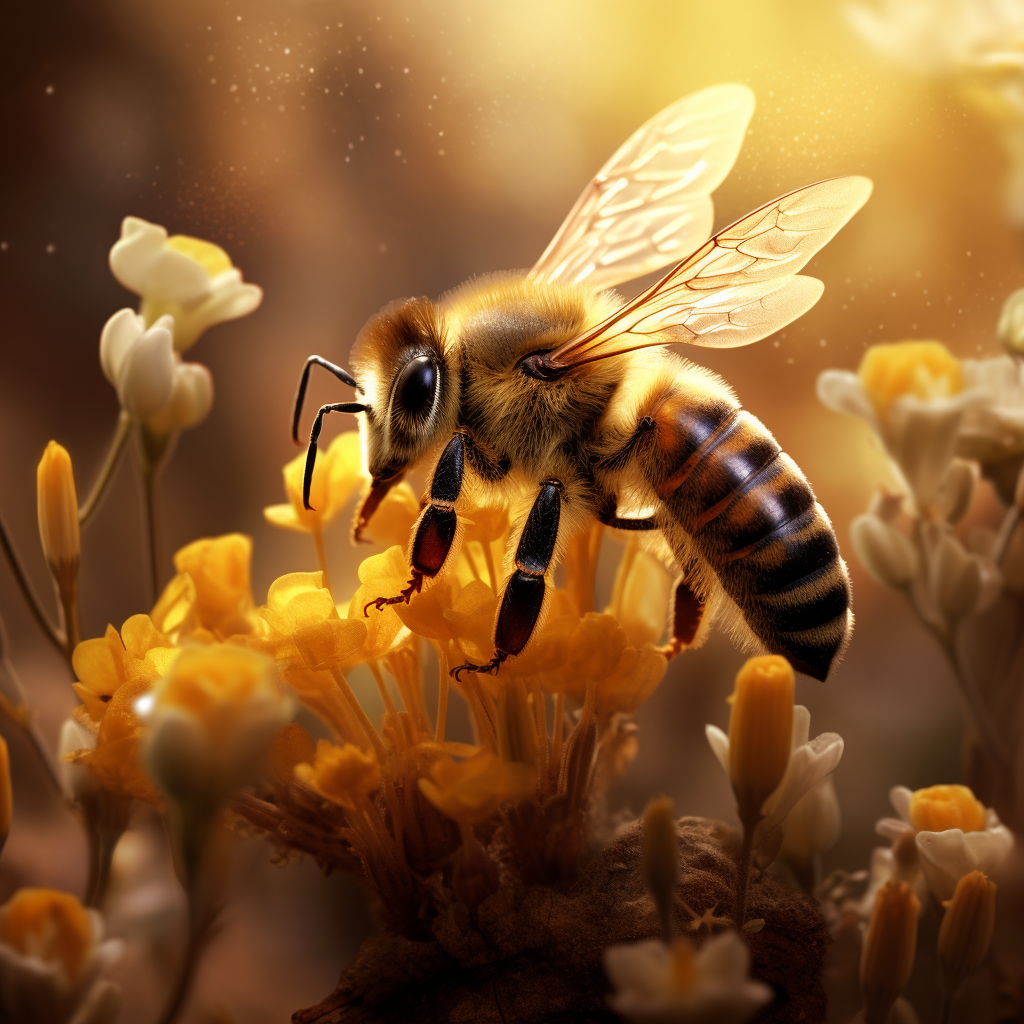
left=303, top=401, right=369, bottom=510
left=451, top=478, right=564, bottom=678
left=364, top=433, right=467, bottom=615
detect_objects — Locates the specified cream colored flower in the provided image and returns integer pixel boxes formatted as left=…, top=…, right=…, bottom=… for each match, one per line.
left=605, top=931, right=772, bottom=1024
left=706, top=702, right=844, bottom=849
left=0, top=888, right=122, bottom=1024
left=99, top=309, right=214, bottom=435
left=817, top=342, right=985, bottom=511
left=777, top=774, right=842, bottom=870
left=925, top=529, right=1001, bottom=624
left=850, top=512, right=918, bottom=590
left=109, top=217, right=262, bottom=352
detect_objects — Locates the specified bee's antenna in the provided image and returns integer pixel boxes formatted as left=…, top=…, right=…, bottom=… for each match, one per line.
left=303, top=401, right=368, bottom=510
left=292, top=355, right=361, bottom=445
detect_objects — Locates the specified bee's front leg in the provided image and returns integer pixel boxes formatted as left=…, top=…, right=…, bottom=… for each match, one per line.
left=363, top=433, right=466, bottom=614
left=451, top=478, right=563, bottom=680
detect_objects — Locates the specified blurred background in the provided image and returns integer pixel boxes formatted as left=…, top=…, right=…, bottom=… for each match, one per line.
left=1, top=0, right=1022, bottom=1020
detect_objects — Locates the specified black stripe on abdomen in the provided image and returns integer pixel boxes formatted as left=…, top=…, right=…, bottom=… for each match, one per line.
left=659, top=410, right=851, bottom=681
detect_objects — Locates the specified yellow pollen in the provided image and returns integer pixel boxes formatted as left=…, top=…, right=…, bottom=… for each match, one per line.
left=858, top=340, right=962, bottom=417
left=166, top=234, right=234, bottom=277
left=909, top=784, right=986, bottom=833
left=668, top=936, right=696, bottom=994
left=0, top=888, right=92, bottom=981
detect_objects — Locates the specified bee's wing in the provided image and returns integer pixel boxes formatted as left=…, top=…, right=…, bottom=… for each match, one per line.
left=528, top=84, right=755, bottom=291
left=544, top=176, right=872, bottom=367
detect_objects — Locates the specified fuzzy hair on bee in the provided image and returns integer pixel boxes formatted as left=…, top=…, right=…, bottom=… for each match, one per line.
left=291, top=83, right=871, bottom=681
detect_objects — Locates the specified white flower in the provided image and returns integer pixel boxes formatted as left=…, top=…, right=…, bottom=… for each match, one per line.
left=875, top=785, right=1014, bottom=904
left=705, top=705, right=844, bottom=849
left=924, top=528, right=1001, bottom=623
left=99, top=309, right=175, bottom=418
left=817, top=366, right=984, bottom=512
left=99, top=309, right=215, bottom=436
left=0, top=889, right=123, bottom=1024
left=605, top=932, right=772, bottom=1024
left=109, top=216, right=262, bottom=353
left=850, top=512, right=919, bottom=589
left=778, top=774, right=842, bottom=869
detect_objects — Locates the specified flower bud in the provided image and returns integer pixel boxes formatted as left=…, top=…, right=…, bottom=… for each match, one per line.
left=937, top=459, right=976, bottom=525
left=641, top=796, right=679, bottom=939
left=0, top=736, right=10, bottom=852
left=928, top=533, right=999, bottom=623
left=908, top=784, right=986, bottom=834
left=295, top=740, right=381, bottom=810
left=37, top=442, right=80, bottom=600
left=778, top=774, right=841, bottom=869
left=851, top=514, right=918, bottom=589
left=938, top=869, right=996, bottom=996
left=98, top=309, right=176, bottom=419
left=858, top=341, right=963, bottom=418
left=727, top=655, right=794, bottom=824
left=860, top=880, right=920, bottom=1024
left=0, top=888, right=92, bottom=982
left=997, top=287, right=1024, bottom=357
left=143, top=362, right=214, bottom=438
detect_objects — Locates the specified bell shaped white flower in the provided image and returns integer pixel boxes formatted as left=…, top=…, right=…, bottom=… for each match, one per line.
left=109, top=217, right=262, bottom=352
left=706, top=704, right=843, bottom=850
left=777, top=774, right=841, bottom=870
left=605, top=931, right=772, bottom=1024
left=99, top=309, right=175, bottom=419
left=0, top=888, right=122, bottom=1024
left=143, top=363, right=214, bottom=438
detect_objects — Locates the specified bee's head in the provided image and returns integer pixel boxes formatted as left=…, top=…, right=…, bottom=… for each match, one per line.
left=351, top=297, right=455, bottom=482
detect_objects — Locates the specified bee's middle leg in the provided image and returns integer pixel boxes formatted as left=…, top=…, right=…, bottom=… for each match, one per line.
left=451, top=478, right=564, bottom=679
left=364, top=433, right=466, bottom=614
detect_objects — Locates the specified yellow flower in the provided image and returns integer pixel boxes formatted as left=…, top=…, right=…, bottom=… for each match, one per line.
left=348, top=546, right=412, bottom=662
left=418, top=750, right=535, bottom=827
left=938, top=869, right=997, bottom=995
left=860, top=880, right=920, bottom=1024
left=726, top=655, right=794, bottom=824
left=151, top=534, right=257, bottom=642
left=36, top=442, right=80, bottom=613
left=144, top=645, right=291, bottom=806
left=858, top=340, right=963, bottom=418
left=295, top=739, right=381, bottom=809
left=109, top=216, right=262, bottom=352
left=356, top=480, right=421, bottom=549
left=908, top=784, right=986, bottom=834
left=264, top=431, right=363, bottom=532
left=0, top=889, right=92, bottom=982
left=71, top=615, right=178, bottom=724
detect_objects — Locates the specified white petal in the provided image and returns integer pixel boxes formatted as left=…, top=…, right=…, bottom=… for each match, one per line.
left=850, top=514, right=919, bottom=589
left=694, top=930, right=751, bottom=986
left=816, top=369, right=876, bottom=422
left=170, top=277, right=263, bottom=351
left=116, top=324, right=175, bottom=418
left=760, top=733, right=844, bottom=837
left=876, top=817, right=912, bottom=843
left=145, top=363, right=214, bottom=435
left=108, top=218, right=167, bottom=296
left=98, top=308, right=143, bottom=386
left=141, top=248, right=215, bottom=305
left=604, top=939, right=672, bottom=1001
left=705, top=724, right=731, bottom=780
left=791, top=705, right=810, bottom=749
left=889, top=785, right=914, bottom=823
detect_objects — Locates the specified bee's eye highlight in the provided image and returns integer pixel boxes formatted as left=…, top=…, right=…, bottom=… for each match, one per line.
left=395, top=355, right=437, bottom=418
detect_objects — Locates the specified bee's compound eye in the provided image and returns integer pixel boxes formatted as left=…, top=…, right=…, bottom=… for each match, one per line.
left=395, top=355, right=437, bottom=418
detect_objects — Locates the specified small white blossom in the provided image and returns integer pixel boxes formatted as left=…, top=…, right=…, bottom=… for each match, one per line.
left=705, top=705, right=843, bottom=849
left=605, top=932, right=772, bottom=1024
left=109, top=216, right=262, bottom=352
left=850, top=513, right=919, bottom=589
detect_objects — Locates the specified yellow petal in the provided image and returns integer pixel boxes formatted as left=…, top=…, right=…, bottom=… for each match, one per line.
left=150, top=572, right=198, bottom=641
left=263, top=503, right=307, bottom=533
left=120, top=614, right=170, bottom=661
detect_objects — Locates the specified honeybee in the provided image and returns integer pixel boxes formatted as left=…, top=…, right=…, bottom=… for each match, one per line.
left=292, top=83, right=870, bottom=681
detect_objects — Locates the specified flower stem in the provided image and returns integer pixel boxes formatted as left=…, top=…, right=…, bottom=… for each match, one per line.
left=733, top=822, right=755, bottom=928
left=311, top=527, right=333, bottom=598
left=433, top=643, right=449, bottom=743
left=0, top=687, right=64, bottom=798
left=78, top=411, right=132, bottom=526
left=142, top=462, right=162, bottom=606
left=156, top=883, right=218, bottom=1024
left=57, top=577, right=81, bottom=660
left=0, top=506, right=65, bottom=656
left=84, top=827, right=120, bottom=908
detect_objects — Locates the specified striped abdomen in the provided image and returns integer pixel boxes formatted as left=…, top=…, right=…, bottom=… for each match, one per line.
left=653, top=394, right=851, bottom=681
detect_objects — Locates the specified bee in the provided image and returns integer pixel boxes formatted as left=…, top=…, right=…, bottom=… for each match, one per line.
left=292, top=83, right=870, bottom=682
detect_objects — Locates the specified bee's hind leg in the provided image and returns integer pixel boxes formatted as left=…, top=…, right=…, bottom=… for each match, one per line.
left=451, top=478, right=563, bottom=680
left=364, top=433, right=467, bottom=615
left=660, top=575, right=707, bottom=659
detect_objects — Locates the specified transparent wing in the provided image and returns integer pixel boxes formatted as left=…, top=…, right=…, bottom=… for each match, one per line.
left=529, top=83, right=755, bottom=291
left=544, top=176, right=873, bottom=367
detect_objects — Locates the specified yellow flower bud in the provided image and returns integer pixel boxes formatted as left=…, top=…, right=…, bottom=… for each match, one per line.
left=860, top=880, right=920, bottom=1024
left=0, top=888, right=92, bottom=982
left=858, top=340, right=963, bottom=418
left=909, top=784, right=986, bottom=834
left=938, top=870, right=996, bottom=995
left=0, top=736, right=10, bottom=851
left=642, top=796, right=679, bottom=939
left=728, top=655, right=794, bottom=823
left=36, top=441, right=80, bottom=589
left=418, top=751, right=535, bottom=828
left=295, top=740, right=381, bottom=810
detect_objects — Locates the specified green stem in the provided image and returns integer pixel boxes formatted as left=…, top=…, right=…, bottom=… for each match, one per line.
left=79, top=411, right=131, bottom=526
left=0, top=507, right=64, bottom=656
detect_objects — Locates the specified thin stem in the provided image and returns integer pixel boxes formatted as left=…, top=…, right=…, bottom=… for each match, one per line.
left=938, top=992, right=953, bottom=1024
left=733, top=822, right=755, bottom=928
left=156, top=886, right=218, bottom=1024
left=78, top=411, right=132, bottom=526
left=142, top=464, right=162, bottom=606
left=328, top=665, right=388, bottom=762
left=58, top=577, right=81, bottom=659
left=311, top=527, right=333, bottom=597
left=433, top=643, right=449, bottom=743
left=84, top=828, right=120, bottom=908
left=0, top=507, right=64, bottom=656
left=0, top=688, right=65, bottom=798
